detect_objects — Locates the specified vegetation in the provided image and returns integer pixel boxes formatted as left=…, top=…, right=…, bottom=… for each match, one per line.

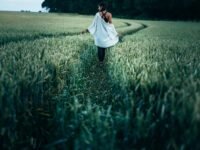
left=0, top=11, right=125, bottom=45
left=41, top=0, right=200, bottom=20
left=0, top=12, right=199, bottom=149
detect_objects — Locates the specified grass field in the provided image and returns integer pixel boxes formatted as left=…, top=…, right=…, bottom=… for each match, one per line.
left=0, top=11, right=200, bottom=150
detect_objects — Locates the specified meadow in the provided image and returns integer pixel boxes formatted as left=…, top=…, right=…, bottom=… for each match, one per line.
left=0, top=11, right=199, bottom=149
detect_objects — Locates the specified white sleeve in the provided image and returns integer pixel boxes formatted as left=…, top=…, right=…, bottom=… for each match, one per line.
left=87, top=13, right=97, bottom=35
left=107, top=24, right=118, bottom=39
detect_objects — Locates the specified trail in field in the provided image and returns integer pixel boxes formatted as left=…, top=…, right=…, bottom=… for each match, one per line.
left=56, top=22, right=147, bottom=104
left=66, top=23, right=148, bottom=104
left=77, top=24, right=148, bottom=102
left=80, top=56, right=113, bottom=103
left=66, top=46, right=115, bottom=104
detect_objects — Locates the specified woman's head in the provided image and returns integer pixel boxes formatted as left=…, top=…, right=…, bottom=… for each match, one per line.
left=98, top=2, right=107, bottom=12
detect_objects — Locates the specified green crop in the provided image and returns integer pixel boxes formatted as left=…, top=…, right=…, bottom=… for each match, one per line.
left=0, top=12, right=199, bottom=150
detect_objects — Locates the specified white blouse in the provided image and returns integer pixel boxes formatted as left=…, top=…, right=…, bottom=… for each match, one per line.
left=87, top=12, right=119, bottom=48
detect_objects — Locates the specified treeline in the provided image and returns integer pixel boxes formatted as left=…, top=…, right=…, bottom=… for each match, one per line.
left=42, top=0, right=200, bottom=20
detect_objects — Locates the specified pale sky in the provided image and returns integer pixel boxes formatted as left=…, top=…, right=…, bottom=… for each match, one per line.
left=0, top=0, right=45, bottom=12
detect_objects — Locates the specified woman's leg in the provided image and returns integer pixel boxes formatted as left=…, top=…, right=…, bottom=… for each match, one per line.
left=98, top=47, right=106, bottom=62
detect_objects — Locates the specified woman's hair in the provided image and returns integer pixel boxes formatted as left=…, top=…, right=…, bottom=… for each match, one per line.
left=98, top=2, right=107, bottom=11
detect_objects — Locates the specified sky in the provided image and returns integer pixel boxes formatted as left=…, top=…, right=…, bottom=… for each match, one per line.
left=0, top=0, right=46, bottom=12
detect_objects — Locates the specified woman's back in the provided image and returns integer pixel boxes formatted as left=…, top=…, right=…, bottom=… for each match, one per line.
left=87, top=12, right=119, bottom=48
left=99, top=11, right=112, bottom=23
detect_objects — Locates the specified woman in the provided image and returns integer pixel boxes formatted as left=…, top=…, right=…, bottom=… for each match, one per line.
left=82, top=2, right=119, bottom=64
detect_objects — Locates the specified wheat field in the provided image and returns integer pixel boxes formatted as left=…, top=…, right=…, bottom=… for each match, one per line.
left=0, top=11, right=199, bottom=149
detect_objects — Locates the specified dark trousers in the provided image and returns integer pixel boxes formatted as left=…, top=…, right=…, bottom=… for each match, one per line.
left=97, top=47, right=106, bottom=62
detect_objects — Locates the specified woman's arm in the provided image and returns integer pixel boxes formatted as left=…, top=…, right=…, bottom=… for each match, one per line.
left=87, top=14, right=98, bottom=35
left=107, top=13, right=112, bottom=24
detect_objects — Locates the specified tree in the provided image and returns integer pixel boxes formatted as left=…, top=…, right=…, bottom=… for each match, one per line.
left=41, top=0, right=200, bottom=20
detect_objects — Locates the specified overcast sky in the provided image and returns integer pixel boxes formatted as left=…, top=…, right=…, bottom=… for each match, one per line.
left=0, top=0, right=45, bottom=12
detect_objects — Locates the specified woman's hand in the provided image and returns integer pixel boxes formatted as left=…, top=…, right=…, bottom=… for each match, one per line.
left=117, top=33, right=123, bottom=42
left=117, top=33, right=122, bottom=37
left=81, top=29, right=89, bottom=34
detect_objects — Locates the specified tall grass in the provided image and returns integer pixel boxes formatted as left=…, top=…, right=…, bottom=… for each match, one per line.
left=0, top=35, right=93, bottom=148
left=106, top=21, right=200, bottom=149
left=0, top=11, right=126, bottom=45
left=0, top=12, right=199, bottom=149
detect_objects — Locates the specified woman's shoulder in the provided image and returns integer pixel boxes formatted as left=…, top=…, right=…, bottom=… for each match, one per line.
left=105, top=12, right=112, bottom=18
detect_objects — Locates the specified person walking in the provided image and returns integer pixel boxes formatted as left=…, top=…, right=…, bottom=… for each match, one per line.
left=82, top=2, right=119, bottom=64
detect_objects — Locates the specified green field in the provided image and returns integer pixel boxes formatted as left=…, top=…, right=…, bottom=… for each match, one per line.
left=0, top=11, right=199, bottom=149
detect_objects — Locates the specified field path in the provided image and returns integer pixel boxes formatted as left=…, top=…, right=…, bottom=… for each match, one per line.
left=64, top=22, right=147, bottom=103
left=79, top=56, right=113, bottom=103
left=81, top=22, right=147, bottom=101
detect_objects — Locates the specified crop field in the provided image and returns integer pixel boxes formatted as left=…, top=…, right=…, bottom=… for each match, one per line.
left=0, top=11, right=199, bottom=149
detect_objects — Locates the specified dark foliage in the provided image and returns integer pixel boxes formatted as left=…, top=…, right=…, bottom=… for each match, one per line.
left=41, top=0, right=200, bottom=20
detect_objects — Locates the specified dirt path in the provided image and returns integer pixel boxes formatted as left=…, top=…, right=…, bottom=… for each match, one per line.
left=43, top=22, right=147, bottom=148
left=65, top=22, right=147, bottom=103
left=80, top=56, right=113, bottom=103
left=56, top=21, right=146, bottom=106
